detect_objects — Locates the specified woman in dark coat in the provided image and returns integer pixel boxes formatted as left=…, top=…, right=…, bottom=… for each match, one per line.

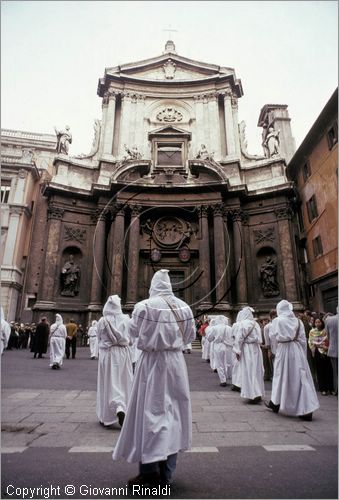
left=33, top=317, right=50, bottom=358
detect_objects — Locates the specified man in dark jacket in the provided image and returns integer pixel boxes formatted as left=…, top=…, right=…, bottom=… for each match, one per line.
left=33, top=317, right=50, bottom=358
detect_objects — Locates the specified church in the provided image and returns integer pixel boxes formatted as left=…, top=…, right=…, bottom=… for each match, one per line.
left=8, top=41, right=304, bottom=324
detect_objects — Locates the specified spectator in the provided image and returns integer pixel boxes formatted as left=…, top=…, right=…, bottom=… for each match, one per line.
left=33, top=317, right=50, bottom=359
left=309, top=318, right=333, bottom=395
left=324, top=308, right=338, bottom=396
left=65, top=319, right=77, bottom=359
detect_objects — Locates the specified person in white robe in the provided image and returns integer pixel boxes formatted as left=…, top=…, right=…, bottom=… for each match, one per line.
left=130, top=336, right=142, bottom=372
left=231, top=311, right=243, bottom=391
left=1, top=307, right=11, bottom=355
left=212, top=315, right=233, bottom=386
left=204, top=317, right=218, bottom=369
left=49, top=314, right=67, bottom=369
left=233, top=306, right=265, bottom=403
left=265, top=300, right=319, bottom=421
left=201, top=319, right=211, bottom=361
left=88, top=320, right=98, bottom=359
left=96, top=295, right=133, bottom=428
left=113, top=269, right=195, bottom=487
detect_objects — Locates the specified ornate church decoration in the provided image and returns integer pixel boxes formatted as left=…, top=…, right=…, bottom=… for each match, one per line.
left=60, top=253, right=81, bottom=297
left=156, top=107, right=183, bottom=122
left=64, top=226, right=87, bottom=243
left=254, top=227, right=275, bottom=244
left=179, top=246, right=191, bottom=262
left=153, top=217, right=196, bottom=248
left=123, top=144, right=142, bottom=160
left=150, top=248, right=162, bottom=263
left=163, top=59, right=176, bottom=79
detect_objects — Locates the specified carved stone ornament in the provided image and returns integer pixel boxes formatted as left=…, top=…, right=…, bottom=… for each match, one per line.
left=150, top=248, right=162, bottom=263
left=275, top=207, right=292, bottom=220
left=60, top=254, right=81, bottom=297
left=156, top=107, right=183, bottom=122
left=163, top=59, right=176, bottom=79
left=153, top=217, right=195, bottom=248
left=179, top=246, right=191, bottom=262
left=47, top=206, right=64, bottom=220
left=254, top=227, right=275, bottom=244
left=64, top=226, right=86, bottom=243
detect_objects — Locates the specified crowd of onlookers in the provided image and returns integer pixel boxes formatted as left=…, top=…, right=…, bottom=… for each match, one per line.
left=5, top=321, right=90, bottom=352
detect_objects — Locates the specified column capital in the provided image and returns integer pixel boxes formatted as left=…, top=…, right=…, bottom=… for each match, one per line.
left=211, top=203, right=224, bottom=217
left=47, top=205, right=64, bottom=220
left=228, top=208, right=248, bottom=224
left=199, top=205, right=210, bottom=217
left=90, top=207, right=110, bottom=224
left=129, top=204, right=142, bottom=217
left=275, top=206, right=293, bottom=220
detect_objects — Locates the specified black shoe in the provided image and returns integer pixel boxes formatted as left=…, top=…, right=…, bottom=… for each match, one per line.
left=33, top=354, right=37, bottom=359
left=299, top=413, right=313, bottom=421
left=264, top=400, right=280, bottom=413
left=220, top=382, right=227, bottom=387
left=51, top=365, right=57, bottom=370
left=117, top=411, right=125, bottom=428
left=231, top=385, right=241, bottom=392
left=248, top=396, right=262, bottom=404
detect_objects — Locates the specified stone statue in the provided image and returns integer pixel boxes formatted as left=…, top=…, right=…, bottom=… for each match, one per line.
left=54, top=125, right=72, bottom=155
left=259, top=256, right=279, bottom=296
left=123, top=144, right=142, bottom=160
left=196, top=144, right=214, bottom=161
left=60, top=254, right=80, bottom=296
left=263, top=127, right=280, bottom=158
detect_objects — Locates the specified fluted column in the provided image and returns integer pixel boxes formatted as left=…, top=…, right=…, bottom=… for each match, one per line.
left=39, top=206, right=64, bottom=304
left=126, top=205, right=141, bottom=305
left=110, top=204, right=126, bottom=296
left=223, top=90, right=236, bottom=156
left=102, top=91, right=117, bottom=156
left=119, top=93, right=133, bottom=157
left=199, top=205, right=211, bottom=306
left=89, top=209, right=107, bottom=308
left=230, top=209, right=248, bottom=305
left=275, top=206, right=298, bottom=302
left=208, top=96, right=221, bottom=160
left=213, top=204, right=229, bottom=306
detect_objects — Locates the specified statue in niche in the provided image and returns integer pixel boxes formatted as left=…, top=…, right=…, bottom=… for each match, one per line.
left=123, top=144, right=142, bottom=160
left=60, top=254, right=81, bottom=296
left=54, top=125, right=72, bottom=155
left=263, top=127, right=280, bottom=158
left=259, top=256, right=279, bottom=296
left=196, top=144, right=215, bottom=161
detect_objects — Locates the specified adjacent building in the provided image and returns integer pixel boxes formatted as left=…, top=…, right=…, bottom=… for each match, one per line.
left=287, top=89, right=338, bottom=313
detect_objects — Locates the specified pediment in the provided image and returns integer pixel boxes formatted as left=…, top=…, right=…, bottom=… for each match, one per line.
left=148, top=125, right=191, bottom=138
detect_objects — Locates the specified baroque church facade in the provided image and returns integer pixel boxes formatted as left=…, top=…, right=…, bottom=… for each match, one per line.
left=3, top=41, right=304, bottom=323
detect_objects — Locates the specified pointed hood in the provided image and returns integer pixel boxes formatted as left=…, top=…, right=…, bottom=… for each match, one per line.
left=149, top=269, right=173, bottom=297
left=91, top=320, right=98, bottom=327
left=55, top=314, right=63, bottom=325
left=103, top=295, right=123, bottom=317
left=236, top=306, right=254, bottom=322
left=276, top=300, right=294, bottom=317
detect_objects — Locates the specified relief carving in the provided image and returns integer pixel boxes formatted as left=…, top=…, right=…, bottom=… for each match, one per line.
left=153, top=217, right=197, bottom=248
left=259, top=256, right=280, bottom=297
left=156, top=107, right=183, bottom=122
left=60, top=254, right=81, bottom=297
left=163, top=59, right=176, bottom=79
left=64, top=226, right=87, bottom=243
left=254, top=227, right=275, bottom=244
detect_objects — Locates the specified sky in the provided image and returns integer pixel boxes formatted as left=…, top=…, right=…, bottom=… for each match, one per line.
left=1, top=1, right=338, bottom=156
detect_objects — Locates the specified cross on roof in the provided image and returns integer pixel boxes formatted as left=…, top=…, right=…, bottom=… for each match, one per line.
left=163, top=25, right=178, bottom=41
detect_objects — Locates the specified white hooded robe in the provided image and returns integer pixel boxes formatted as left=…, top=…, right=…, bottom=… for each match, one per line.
left=49, top=314, right=67, bottom=367
left=113, top=269, right=195, bottom=464
left=1, top=307, right=11, bottom=354
left=211, top=316, right=233, bottom=383
left=270, top=300, right=319, bottom=416
left=88, top=320, right=99, bottom=359
left=96, top=295, right=133, bottom=426
left=233, top=307, right=265, bottom=400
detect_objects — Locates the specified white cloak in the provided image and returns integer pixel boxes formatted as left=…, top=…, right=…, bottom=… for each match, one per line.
left=270, top=300, right=319, bottom=416
left=96, top=296, right=133, bottom=426
left=233, top=307, right=265, bottom=400
left=1, top=308, right=11, bottom=354
left=212, top=316, right=233, bottom=383
left=88, top=321, right=98, bottom=359
left=113, top=269, right=195, bottom=464
left=49, top=314, right=67, bottom=367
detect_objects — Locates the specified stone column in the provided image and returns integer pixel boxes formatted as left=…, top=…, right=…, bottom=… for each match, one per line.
left=223, top=90, right=236, bottom=157
left=102, top=91, right=117, bottom=156
left=39, top=206, right=64, bottom=305
left=212, top=204, right=229, bottom=307
left=126, top=205, right=141, bottom=306
left=12, top=169, right=27, bottom=204
left=230, top=209, right=248, bottom=305
left=2, top=206, right=22, bottom=265
left=194, top=96, right=205, bottom=156
left=89, top=209, right=107, bottom=309
left=232, top=94, right=241, bottom=157
left=119, top=93, right=132, bottom=157
left=135, top=95, right=146, bottom=156
left=208, top=96, right=221, bottom=160
left=275, top=207, right=298, bottom=302
left=110, top=204, right=126, bottom=296
left=199, top=205, right=211, bottom=306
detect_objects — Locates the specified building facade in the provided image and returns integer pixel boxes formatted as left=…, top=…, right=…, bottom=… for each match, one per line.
left=3, top=41, right=304, bottom=324
left=1, top=129, right=56, bottom=321
left=287, top=89, right=338, bottom=314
